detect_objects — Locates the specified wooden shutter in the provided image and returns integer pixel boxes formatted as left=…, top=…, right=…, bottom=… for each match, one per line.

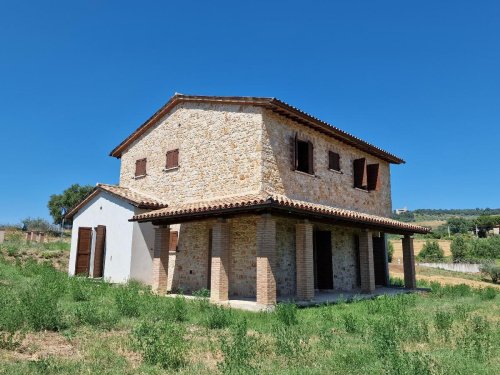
left=93, top=225, right=106, bottom=278
left=353, top=158, right=367, bottom=189
left=329, top=151, right=340, bottom=171
left=75, top=227, right=92, bottom=275
left=135, top=158, right=146, bottom=177
left=307, top=141, right=314, bottom=174
left=166, top=149, right=179, bottom=169
left=367, top=164, right=380, bottom=191
left=290, top=133, right=298, bottom=170
left=169, top=231, right=178, bottom=252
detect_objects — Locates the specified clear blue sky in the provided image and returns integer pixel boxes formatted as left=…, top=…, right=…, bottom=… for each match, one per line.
left=1, top=1, right=499, bottom=224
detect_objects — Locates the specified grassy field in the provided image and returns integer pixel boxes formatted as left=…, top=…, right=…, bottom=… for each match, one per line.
left=0, top=244, right=499, bottom=374
left=389, top=239, right=452, bottom=262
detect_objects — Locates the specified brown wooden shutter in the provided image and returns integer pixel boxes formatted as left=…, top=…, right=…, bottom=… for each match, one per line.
left=290, top=133, right=298, bottom=170
left=135, top=158, right=146, bottom=176
left=307, top=141, right=314, bottom=174
left=75, top=227, right=92, bottom=275
left=353, top=158, right=367, bottom=189
left=166, top=149, right=179, bottom=169
left=329, top=151, right=340, bottom=171
left=93, top=225, right=106, bottom=278
left=169, top=231, right=178, bottom=252
left=367, top=164, right=380, bottom=191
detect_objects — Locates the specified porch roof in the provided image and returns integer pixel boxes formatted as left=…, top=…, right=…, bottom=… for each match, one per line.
left=65, top=183, right=168, bottom=219
left=130, top=193, right=430, bottom=235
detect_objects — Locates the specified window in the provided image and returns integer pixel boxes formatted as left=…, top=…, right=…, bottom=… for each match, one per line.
left=328, top=151, right=341, bottom=171
left=353, top=158, right=379, bottom=191
left=165, top=149, right=179, bottom=169
left=290, top=134, right=314, bottom=174
left=135, top=158, right=147, bottom=177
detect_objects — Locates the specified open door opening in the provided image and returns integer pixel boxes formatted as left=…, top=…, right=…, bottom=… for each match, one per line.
left=93, top=225, right=106, bottom=278
left=314, top=231, right=333, bottom=289
left=75, top=227, right=92, bottom=276
left=207, top=229, right=212, bottom=290
left=373, top=234, right=388, bottom=286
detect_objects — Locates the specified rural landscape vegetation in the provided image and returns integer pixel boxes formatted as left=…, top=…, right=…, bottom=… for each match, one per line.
left=0, top=184, right=498, bottom=374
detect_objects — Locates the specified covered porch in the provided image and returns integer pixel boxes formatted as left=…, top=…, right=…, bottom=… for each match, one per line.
left=131, top=193, right=428, bottom=309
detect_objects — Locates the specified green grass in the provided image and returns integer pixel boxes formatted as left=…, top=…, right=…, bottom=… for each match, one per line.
left=0, top=255, right=499, bottom=374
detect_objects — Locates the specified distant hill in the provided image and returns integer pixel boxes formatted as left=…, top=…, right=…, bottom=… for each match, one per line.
left=393, top=208, right=500, bottom=222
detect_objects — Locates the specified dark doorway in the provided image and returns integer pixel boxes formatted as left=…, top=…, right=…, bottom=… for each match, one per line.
left=75, top=227, right=92, bottom=276
left=207, top=229, right=213, bottom=289
left=373, top=235, right=388, bottom=286
left=93, top=225, right=106, bottom=278
left=314, top=231, right=333, bottom=289
left=354, top=235, right=361, bottom=287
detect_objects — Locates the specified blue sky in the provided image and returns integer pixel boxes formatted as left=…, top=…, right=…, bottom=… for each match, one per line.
left=0, top=1, right=499, bottom=224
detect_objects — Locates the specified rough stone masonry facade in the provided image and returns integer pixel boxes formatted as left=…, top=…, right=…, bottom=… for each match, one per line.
left=117, top=101, right=394, bottom=301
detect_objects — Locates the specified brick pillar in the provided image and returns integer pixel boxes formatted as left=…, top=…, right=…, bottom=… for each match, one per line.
left=359, top=229, right=375, bottom=293
left=256, top=214, right=277, bottom=306
left=25, top=232, right=31, bottom=242
left=210, top=219, right=230, bottom=303
left=153, top=225, right=170, bottom=294
left=296, top=221, right=314, bottom=300
left=402, top=234, right=417, bottom=289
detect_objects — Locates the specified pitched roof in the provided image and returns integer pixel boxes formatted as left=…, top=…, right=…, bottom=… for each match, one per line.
left=131, top=193, right=429, bottom=234
left=65, top=183, right=167, bottom=219
left=110, top=94, right=405, bottom=164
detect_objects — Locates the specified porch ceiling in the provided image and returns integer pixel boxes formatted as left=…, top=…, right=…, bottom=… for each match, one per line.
left=130, top=193, right=430, bottom=235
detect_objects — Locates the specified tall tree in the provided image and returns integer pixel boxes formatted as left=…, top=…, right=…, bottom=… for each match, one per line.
left=48, top=184, right=94, bottom=224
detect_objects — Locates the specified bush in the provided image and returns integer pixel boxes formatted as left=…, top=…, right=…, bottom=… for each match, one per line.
left=417, top=240, right=444, bottom=262
left=434, top=311, right=454, bottom=341
left=458, top=316, right=493, bottom=361
left=272, top=324, right=309, bottom=361
left=132, top=320, right=188, bottom=370
left=275, top=302, right=298, bottom=326
left=171, top=294, right=188, bottom=322
left=204, top=305, right=232, bottom=329
left=73, top=300, right=120, bottom=329
left=478, top=287, right=497, bottom=300
left=218, top=319, right=255, bottom=374
left=451, top=235, right=469, bottom=262
left=69, top=277, right=92, bottom=302
left=387, top=241, right=394, bottom=263
left=479, top=263, right=499, bottom=283
left=192, top=289, right=210, bottom=312
left=114, top=283, right=143, bottom=318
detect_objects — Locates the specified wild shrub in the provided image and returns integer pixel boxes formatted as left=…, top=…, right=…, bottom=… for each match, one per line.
left=405, top=319, right=430, bottom=343
left=274, top=302, right=298, bottom=326
left=218, top=318, right=256, bottom=374
left=73, top=300, right=119, bottom=329
left=451, top=235, right=470, bottom=262
left=458, top=316, right=493, bottom=361
left=479, top=263, right=499, bottom=283
left=454, top=304, right=473, bottom=321
left=372, top=318, right=398, bottom=357
left=272, top=324, right=309, bottom=361
left=69, top=277, right=92, bottom=302
left=204, top=305, right=233, bottom=329
left=114, top=284, right=142, bottom=318
left=434, top=311, right=454, bottom=341
left=132, top=320, right=188, bottom=370
left=389, top=276, right=404, bottom=287
left=192, top=288, right=210, bottom=298
left=341, top=313, right=362, bottom=334
left=0, top=288, right=24, bottom=332
left=171, top=294, right=188, bottom=322
left=417, top=240, right=444, bottom=262
left=386, top=350, right=434, bottom=375
left=478, top=287, right=497, bottom=300
left=387, top=241, right=394, bottom=263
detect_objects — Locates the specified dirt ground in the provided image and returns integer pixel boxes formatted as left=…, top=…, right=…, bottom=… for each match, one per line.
left=389, top=264, right=500, bottom=289
left=390, top=239, right=452, bottom=262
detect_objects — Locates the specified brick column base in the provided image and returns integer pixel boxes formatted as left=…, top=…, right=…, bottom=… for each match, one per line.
left=402, top=235, right=417, bottom=289
left=256, top=214, right=277, bottom=306
left=359, top=229, right=375, bottom=293
left=210, top=219, right=230, bottom=303
left=153, top=226, right=170, bottom=294
left=296, top=221, right=314, bottom=300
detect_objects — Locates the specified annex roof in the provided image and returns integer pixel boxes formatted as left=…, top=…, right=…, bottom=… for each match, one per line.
left=65, top=183, right=168, bottom=219
left=131, top=193, right=429, bottom=235
left=110, top=94, right=405, bottom=164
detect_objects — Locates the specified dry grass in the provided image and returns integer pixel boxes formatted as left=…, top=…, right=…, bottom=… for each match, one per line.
left=390, top=239, right=451, bottom=262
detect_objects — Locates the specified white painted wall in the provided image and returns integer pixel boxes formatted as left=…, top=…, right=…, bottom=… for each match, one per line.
left=69, top=192, right=135, bottom=283
left=130, top=209, right=155, bottom=284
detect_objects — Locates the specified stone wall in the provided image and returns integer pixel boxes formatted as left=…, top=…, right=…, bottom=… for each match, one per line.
left=261, top=110, right=393, bottom=217
left=119, top=102, right=263, bottom=204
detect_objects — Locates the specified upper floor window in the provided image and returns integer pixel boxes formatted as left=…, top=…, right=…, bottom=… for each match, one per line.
left=353, top=158, right=379, bottom=191
left=328, top=151, right=341, bottom=172
left=165, top=149, right=179, bottom=169
left=291, top=134, right=314, bottom=174
left=135, top=158, right=147, bottom=177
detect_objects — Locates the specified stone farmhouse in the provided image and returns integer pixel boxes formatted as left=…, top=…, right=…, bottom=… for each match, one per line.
left=66, top=94, right=429, bottom=307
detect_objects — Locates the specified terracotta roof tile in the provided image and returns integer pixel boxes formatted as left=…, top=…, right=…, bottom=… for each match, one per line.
left=131, top=193, right=429, bottom=234
left=65, top=184, right=167, bottom=219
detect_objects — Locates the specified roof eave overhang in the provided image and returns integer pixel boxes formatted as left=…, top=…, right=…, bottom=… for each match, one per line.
left=130, top=203, right=428, bottom=235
